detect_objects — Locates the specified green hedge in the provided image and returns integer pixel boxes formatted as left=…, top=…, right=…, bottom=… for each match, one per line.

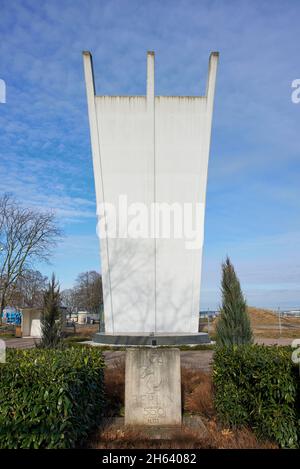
left=0, top=347, right=105, bottom=448
left=213, top=345, right=299, bottom=448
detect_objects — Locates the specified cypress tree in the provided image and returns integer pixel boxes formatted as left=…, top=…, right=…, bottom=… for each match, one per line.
left=39, top=273, right=63, bottom=348
left=216, top=257, right=253, bottom=346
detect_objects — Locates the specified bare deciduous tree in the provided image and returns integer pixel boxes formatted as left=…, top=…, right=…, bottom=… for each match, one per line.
left=73, top=270, right=103, bottom=316
left=10, top=269, right=48, bottom=309
left=61, top=288, right=77, bottom=316
left=0, top=194, right=61, bottom=320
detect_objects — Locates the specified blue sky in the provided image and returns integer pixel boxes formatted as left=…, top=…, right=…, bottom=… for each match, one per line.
left=0, top=0, right=299, bottom=309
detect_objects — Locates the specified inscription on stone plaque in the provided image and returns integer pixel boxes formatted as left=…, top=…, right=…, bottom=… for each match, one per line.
left=125, top=348, right=181, bottom=426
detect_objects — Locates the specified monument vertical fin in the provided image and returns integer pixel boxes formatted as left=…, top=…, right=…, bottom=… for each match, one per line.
left=147, top=51, right=157, bottom=333
left=82, top=51, right=114, bottom=333
left=205, top=52, right=219, bottom=132
left=147, top=51, right=155, bottom=102
left=190, top=51, right=218, bottom=332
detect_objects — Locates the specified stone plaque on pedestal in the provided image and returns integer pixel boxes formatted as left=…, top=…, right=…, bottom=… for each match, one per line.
left=125, top=348, right=181, bottom=426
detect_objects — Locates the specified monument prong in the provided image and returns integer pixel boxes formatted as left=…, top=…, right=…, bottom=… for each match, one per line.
left=147, top=51, right=155, bottom=102
left=146, top=50, right=156, bottom=334
left=206, top=51, right=219, bottom=108
left=82, top=51, right=101, bottom=204
left=82, top=51, right=96, bottom=96
left=82, top=50, right=114, bottom=333
left=199, top=51, right=219, bottom=222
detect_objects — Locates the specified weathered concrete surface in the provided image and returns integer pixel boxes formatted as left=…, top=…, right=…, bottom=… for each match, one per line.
left=125, top=348, right=181, bottom=426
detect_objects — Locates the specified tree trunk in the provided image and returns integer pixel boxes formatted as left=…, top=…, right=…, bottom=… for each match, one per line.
left=0, top=297, right=5, bottom=326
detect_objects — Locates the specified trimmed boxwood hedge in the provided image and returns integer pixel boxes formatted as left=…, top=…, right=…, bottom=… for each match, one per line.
left=213, top=345, right=299, bottom=448
left=0, top=347, right=105, bottom=448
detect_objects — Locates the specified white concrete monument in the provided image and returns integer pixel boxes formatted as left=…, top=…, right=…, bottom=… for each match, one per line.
left=83, top=51, right=218, bottom=345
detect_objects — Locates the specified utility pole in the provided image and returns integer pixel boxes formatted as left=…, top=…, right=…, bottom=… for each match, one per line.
left=207, top=308, right=210, bottom=334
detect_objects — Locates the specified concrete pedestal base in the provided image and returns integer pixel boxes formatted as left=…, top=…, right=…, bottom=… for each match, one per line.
left=93, top=332, right=210, bottom=346
left=125, top=348, right=181, bottom=426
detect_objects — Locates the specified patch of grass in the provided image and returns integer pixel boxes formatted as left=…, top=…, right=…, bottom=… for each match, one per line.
left=64, top=335, right=92, bottom=344
left=0, top=333, right=15, bottom=339
left=93, top=345, right=128, bottom=351
left=0, top=325, right=15, bottom=339
left=177, top=344, right=215, bottom=351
